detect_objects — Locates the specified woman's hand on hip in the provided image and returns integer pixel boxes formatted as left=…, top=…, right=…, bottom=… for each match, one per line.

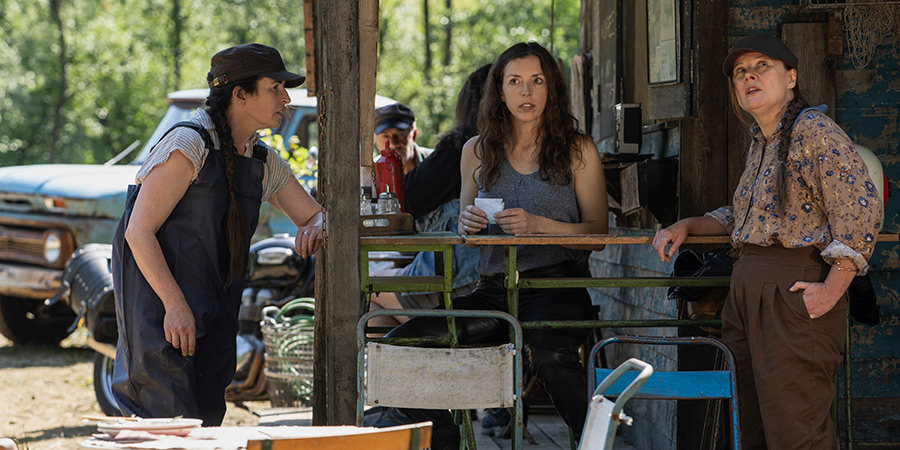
left=163, top=298, right=196, bottom=357
left=459, top=204, right=488, bottom=235
left=789, top=281, right=843, bottom=319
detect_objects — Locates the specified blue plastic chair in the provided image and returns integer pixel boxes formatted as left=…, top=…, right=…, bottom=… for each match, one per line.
left=587, top=335, right=741, bottom=449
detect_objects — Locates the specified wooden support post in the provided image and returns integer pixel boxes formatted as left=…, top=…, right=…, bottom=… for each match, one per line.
left=308, top=0, right=326, bottom=425
left=303, top=0, right=316, bottom=96
left=313, top=0, right=364, bottom=426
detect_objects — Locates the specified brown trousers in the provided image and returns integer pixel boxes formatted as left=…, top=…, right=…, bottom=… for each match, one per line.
left=722, top=245, right=846, bottom=450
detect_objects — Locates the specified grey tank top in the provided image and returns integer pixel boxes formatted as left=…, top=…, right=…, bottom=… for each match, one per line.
left=476, top=158, right=588, bottom=275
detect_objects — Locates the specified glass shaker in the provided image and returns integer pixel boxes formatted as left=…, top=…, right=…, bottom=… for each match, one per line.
left=376, top=192, right=401, bottom=214
left=360, top=188, right=373, bottom=215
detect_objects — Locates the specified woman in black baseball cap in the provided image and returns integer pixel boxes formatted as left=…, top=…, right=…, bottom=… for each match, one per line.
left=110, top=43, right=324, bottom=425
left=653, top=35, right=880, bottom=448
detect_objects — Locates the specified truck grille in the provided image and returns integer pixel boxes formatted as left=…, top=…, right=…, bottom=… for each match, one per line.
left=0, top=226, right=52, bottom=266
left=4, top=239, right=44, bottom=255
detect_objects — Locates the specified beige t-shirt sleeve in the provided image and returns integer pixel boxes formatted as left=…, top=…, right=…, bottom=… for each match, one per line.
left=261, top=145, right=294, bottom=202
left=136, top=130, right=295, bottom=203
left=135, top=127, right=208, bottom=184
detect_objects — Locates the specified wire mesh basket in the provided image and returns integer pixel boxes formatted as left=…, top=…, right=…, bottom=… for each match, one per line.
left=261, top=298, right=315, bottom=407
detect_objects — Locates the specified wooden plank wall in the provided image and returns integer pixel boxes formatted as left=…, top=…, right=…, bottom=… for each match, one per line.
left=680, top=0, right=730, bottom=219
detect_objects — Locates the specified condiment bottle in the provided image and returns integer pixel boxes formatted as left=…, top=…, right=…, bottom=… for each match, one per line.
left=359, top=188, right=373, bottom=215
left=373, top=141, right=405, bottom=212
left=376, top=190, right=402, bottom=215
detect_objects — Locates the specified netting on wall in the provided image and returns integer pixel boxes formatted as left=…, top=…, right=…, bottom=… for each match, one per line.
left=843, top=2, right=900, bottom=68
left=803, top=0, right=900, bottom=69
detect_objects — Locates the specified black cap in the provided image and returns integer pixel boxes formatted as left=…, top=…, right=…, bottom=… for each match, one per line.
left=207, top=43, right=305, bottom=89
left=722, top=35, right=798, bottom=77
left=374, top=103, right=416, bottom=134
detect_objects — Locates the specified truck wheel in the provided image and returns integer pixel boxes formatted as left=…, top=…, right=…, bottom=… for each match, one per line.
left=0, top=295, right=75, bottom=345
left=93, top=352, right=120, bottom=416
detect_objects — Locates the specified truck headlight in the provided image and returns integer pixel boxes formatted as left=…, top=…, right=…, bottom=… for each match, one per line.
left=43, top=230, right=74, bottom=268
left=43, top=197, right=67, bottom=211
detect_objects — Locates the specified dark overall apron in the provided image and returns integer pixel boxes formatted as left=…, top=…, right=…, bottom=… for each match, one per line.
left=110, top=123, right=267, bottom=425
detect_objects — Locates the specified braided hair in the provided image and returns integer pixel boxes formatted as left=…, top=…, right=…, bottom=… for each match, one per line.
left=772, top=95, right=810, bottom=214
left=205, top=76, right=260, bottom=285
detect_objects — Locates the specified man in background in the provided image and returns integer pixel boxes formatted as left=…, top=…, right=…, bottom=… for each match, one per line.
left=373, top=103, right=432, bottom=174
left=368, top=67, right=489, bottom=327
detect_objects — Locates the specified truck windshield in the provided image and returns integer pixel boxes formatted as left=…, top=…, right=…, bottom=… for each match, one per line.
left=130, top=105, right=199, bottom=165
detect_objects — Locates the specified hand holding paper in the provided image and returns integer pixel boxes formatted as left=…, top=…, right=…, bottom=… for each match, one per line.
left=474, top=198, right=504, bottom=224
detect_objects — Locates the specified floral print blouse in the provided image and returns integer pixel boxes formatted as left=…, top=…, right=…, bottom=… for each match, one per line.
left=706, top=107, right=881, bottom=274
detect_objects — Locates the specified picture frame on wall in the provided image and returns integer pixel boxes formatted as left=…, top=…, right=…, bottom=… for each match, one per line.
left=647, top=0, right=679, bottom=84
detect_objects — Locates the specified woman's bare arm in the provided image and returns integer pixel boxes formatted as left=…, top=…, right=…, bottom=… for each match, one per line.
left=124, top=150, right=196, bottom=356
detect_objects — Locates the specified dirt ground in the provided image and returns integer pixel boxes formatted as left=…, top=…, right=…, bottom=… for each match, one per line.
left=0, top=329, right=265, bottom=449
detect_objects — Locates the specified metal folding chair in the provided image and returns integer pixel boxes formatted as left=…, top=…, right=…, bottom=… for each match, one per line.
left=357, top=309, right=525, bottom=450
left=587, top=335, right=742, bottom=449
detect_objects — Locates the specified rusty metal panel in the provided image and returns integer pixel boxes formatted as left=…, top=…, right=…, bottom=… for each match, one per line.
left=843, top=358, right=900, bottom=398
left=0, top=263, right=62, bottom=298
left=838, top=397, right=900, bottom=443
left=836, top=70, right=900, bottom=109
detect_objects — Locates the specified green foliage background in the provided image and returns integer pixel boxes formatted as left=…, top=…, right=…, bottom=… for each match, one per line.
left=378, top=0, right=582, bottom=147
left=0, top=0, right=581, bottom=166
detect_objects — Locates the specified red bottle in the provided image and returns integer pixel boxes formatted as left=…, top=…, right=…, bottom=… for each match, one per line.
left=374, top=141, right=405, bottom=212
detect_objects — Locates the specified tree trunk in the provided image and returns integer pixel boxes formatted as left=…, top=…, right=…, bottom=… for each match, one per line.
left=423, top=0, right=432, bottom=83
left=423, top=0, right=435, bottom=122
left=171, top=0, right=183, bottom=90
left=443, top=0, right=451, bottom=67
left=48, top=0, right=67, bottom=163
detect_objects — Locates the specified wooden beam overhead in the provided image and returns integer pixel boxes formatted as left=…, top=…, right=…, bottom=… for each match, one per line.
left=303, top=0, right=316, bottom=95
left=360, top=0, right=379, bottom=183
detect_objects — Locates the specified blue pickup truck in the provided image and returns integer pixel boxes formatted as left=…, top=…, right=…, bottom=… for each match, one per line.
left=0, top=88, right=393, bottom=344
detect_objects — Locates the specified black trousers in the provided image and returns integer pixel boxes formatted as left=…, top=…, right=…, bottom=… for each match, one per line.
left=385, top=262, right=594, bottom=449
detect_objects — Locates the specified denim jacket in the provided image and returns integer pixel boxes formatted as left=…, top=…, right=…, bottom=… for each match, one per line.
left=403, top=199, right=479, bottom=290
